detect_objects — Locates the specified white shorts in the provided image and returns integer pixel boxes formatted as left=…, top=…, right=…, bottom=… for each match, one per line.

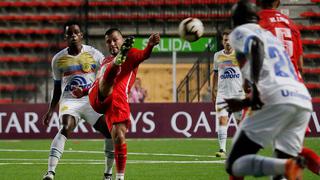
left=59, top=98, right=101, bottom=126
left=216, top=97, right=242, bottom=121
left=236, top=104, right=311, bottom=156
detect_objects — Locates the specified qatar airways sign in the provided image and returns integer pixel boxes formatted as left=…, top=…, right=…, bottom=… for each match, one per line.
left=0, top=103, right=319, bottom=139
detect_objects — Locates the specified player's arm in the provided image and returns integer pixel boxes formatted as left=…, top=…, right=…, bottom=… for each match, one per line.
left=211, top=53, right=218, bottom=103
left=42, top=58, right=62, bottom=126
left=132, top=33, right=160, bottom=63
left=212, top=71, right=218, bottom=103
left=250, top=36, right=264, bottom=84
left=42, top=80, right=61, bottom=126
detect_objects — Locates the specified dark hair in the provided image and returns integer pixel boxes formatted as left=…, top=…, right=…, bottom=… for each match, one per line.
left=231, top=0, right=259, bottom=27
left=63, top=21, right=82, bottom=33
left=259, top=0, right=278, bottom=8
left=222, top=29, right=231, bottom=37
left=104, top=28, right=123, bottom=36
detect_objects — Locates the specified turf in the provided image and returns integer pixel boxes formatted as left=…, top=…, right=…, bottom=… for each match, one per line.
left=0, top=138, right=319, bottom=180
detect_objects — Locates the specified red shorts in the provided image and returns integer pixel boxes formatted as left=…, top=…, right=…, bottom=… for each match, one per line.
left=89, top=80, right=131, bottom=131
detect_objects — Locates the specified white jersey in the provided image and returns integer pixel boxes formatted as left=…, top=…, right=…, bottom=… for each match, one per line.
left=51, top=45, right=104, bottom=101
left=213, top=50, right=244, bottom=99
left=230, top=23, right=312, bottom=111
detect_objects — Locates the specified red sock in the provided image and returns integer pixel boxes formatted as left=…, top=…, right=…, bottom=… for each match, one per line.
left=300, top=147, right=320, bottom=175
left=229, top=175, right=244, bottom=180
left=114, top=143, right=127, bottom=174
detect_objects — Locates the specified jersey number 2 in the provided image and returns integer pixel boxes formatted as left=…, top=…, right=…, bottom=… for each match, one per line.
left=268, top=47, right=297, bottom=80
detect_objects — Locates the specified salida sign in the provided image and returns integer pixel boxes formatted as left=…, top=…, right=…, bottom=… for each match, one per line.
left=0, top=103, right=319, bottom=139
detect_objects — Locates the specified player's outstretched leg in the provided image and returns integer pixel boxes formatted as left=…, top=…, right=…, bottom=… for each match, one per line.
left=43, top=115, right=76, bottom=180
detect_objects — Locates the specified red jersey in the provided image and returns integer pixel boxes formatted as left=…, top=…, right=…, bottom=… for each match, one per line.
left=259, top=9, right=303, bottom=77
left=89, top=45, right=153, bottom=130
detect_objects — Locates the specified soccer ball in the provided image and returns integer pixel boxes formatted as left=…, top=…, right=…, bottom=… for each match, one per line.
left=178, top=17, right=204, bottom=42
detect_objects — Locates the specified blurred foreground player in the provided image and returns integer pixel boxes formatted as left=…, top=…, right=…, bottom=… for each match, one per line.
left=75, top=28, right=160, bottom=180
left=223, top=1, right=312, bottom=179
left=259, top=0, right=320, bottom=176
left=42, top=21, right=114, bottom=180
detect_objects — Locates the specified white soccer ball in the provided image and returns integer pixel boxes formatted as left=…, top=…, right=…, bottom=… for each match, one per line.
left=178, top=17, right=204, bottom=42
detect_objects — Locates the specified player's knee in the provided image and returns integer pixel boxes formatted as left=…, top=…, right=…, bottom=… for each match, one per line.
left=219, top=116, right=228, bottom=125
left=60, top=125, right=74, bottom=137
left=113, top=129, right=126, bottom=144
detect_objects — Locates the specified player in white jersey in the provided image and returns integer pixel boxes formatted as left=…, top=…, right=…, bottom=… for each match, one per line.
left=222, top=1, right=312, bottom=180
left=212, top=29, right=245, bottom=158
left=42, top=21, right=114, bottom=180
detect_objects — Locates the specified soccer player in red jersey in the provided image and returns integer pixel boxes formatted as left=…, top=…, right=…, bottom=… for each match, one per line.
left=74, top=28, right=160, bottom=180
left=259, top=0, right=320, bottom=177
left=259, top=0, right=303, bottom=81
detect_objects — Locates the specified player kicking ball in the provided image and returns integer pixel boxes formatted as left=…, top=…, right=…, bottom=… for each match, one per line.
left=73, top=29, right=160, bottom=180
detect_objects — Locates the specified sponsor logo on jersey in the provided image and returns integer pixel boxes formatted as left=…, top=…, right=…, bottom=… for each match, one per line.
left=281, top=89, right=311, bottom=100
left=220, top=68, right=240, bottom=79
left=65, top=76, right=92, bottom=91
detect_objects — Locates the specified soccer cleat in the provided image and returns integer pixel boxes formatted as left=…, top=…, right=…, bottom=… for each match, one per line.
left=114, top=36, right=135, bottom=65
left=285, top=156, right=306, bottom=180
left=43, top=171, right=55, bottom=180
left=103, top=173, right=112, bottom=180
left=215, top=149, right=227, bottom=158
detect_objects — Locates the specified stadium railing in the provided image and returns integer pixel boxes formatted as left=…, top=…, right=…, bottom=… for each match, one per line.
left=0, top=15, right=75, bottom=21
left=304, top=53, right=320, bottom=59
left=0, top=98, right=24, bottom=104
left=0, top=56, right=43, bottom=63
left=300, top=11, right=320, bottom=18
left=0, top=84, right=36, bottom=91
left=0, top=1, right=82, bottom=7
left=0, top=70, right=48, bottom=77
left=176, top=51, right=212, bottom=102
left=0, top=0, right=238, bottom=7
left=0, top=42, right=65, bottom=48
left=0, top=28, right=62, bottom=35
left=298, top=25, right=320, bottom=31
left=90, top=13, right=231, bottom=20
left=301, top=39, right=320, bottom=45
left=306, top=82, right=320, bottom=89
left=0, top=13, right=231, bottom=21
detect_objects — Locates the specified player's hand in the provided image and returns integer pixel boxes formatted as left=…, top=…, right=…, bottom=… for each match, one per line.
left=71, top=86, right=85, bottom=98
left=148, top=33, right=160, bottom=47
left=42, top=110, right=53, bottom=126
left=219, top=98, right=251, bottom=112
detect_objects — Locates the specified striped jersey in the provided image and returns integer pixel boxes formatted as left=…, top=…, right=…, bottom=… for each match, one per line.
left=51, top=45, right=104, bottom=100
left=213, top=50, right=245, bottom=99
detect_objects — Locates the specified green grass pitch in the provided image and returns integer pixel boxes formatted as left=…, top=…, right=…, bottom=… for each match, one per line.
left=0, top=138, right=319, bottom=180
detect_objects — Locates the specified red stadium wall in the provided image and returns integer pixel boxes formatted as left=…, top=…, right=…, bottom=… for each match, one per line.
left=0, top=103, right=319, bottom=139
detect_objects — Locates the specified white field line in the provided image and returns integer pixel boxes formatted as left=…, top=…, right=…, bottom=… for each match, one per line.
left=0, top=159, right=225, bottom=165
left=0, top=149, right=216, bottom=158
left=0, top=139, right=216, bottom=142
